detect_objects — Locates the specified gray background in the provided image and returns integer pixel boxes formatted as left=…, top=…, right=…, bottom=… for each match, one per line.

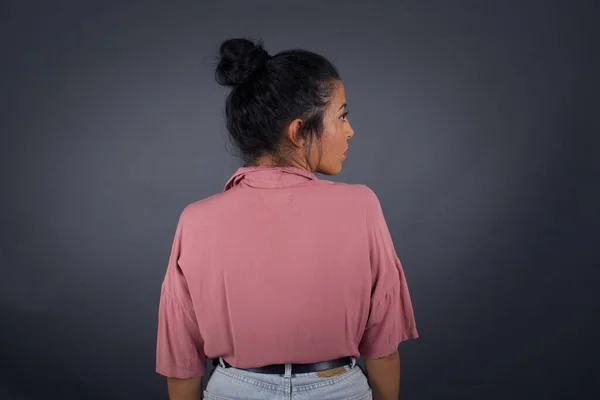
left=1, top=0, right=598, bottom=399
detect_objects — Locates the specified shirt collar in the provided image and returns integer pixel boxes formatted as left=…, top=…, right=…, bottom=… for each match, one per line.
left=224, top=166, right=318, bottom=191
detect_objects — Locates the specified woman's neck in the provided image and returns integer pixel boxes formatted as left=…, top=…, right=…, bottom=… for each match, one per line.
left=254, top=154, right=312, bottom=172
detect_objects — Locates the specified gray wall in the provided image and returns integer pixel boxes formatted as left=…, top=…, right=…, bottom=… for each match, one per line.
left=1, top=0, right=597, bottom=399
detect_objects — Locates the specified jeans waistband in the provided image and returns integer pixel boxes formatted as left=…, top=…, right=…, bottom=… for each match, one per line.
left=212, top=356, right=355, bottom=375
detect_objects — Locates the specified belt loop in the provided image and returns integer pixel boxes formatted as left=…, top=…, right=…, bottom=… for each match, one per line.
left=219, top=357, right=226, bottom=368
left=351, top=357, right=357, bottom=368
left=284, top=363, right=292, bottom=378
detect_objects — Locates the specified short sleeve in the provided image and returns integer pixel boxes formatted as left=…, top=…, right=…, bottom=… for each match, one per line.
left=156, top=215, right=206, bottom=378
left=359, top=188, right=419, bottom=359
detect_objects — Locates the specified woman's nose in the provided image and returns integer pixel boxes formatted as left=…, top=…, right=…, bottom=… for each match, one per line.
left=347, top=124, right=355, bottom=139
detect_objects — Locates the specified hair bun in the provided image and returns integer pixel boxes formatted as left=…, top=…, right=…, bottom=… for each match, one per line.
left=215, top=38, right=270, bottom=87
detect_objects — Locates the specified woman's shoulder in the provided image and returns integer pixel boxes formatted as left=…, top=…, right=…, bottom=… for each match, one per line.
left=176, top=192, right=229, bottom=222
left=315, top=179, right=380, bottom=204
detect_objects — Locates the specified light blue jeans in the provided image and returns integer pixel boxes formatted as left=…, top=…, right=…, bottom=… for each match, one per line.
left=204, top=357, right=372, bottom=400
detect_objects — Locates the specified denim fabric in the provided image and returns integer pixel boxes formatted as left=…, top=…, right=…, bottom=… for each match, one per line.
left=204, top=357, right=372, bottom=400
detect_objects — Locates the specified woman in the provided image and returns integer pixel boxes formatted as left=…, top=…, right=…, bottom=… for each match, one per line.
left=156, top=38, right=418, bottom=400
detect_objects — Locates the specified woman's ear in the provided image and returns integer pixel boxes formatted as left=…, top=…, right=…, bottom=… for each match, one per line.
left=285, top=118, right=305, bottom=148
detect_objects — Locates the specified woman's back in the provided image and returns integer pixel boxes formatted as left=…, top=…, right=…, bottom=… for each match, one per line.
left=157, top=166, right=417, bottom=376
left=156, top=37, right=418, bottom=399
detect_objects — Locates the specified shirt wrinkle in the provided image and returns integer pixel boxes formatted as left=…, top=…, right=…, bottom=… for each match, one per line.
left=161, top=286, right=196, bottom=322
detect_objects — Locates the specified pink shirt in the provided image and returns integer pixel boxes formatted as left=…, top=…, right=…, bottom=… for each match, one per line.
left=156, top=166, right=418, bottom=378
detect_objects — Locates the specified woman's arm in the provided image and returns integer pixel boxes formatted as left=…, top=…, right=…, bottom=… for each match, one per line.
left=360, top=187, right=417, bottom=399
left=364, top=351, right=400, bottom=400
left=167, top=377, right=203, bottom=400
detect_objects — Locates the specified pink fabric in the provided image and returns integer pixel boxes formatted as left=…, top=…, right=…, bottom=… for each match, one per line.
left=156, top=166, right=418, bottom=378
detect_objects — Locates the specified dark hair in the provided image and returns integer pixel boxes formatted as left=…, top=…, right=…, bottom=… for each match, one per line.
left=215, top=38, right=341, bottom=166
